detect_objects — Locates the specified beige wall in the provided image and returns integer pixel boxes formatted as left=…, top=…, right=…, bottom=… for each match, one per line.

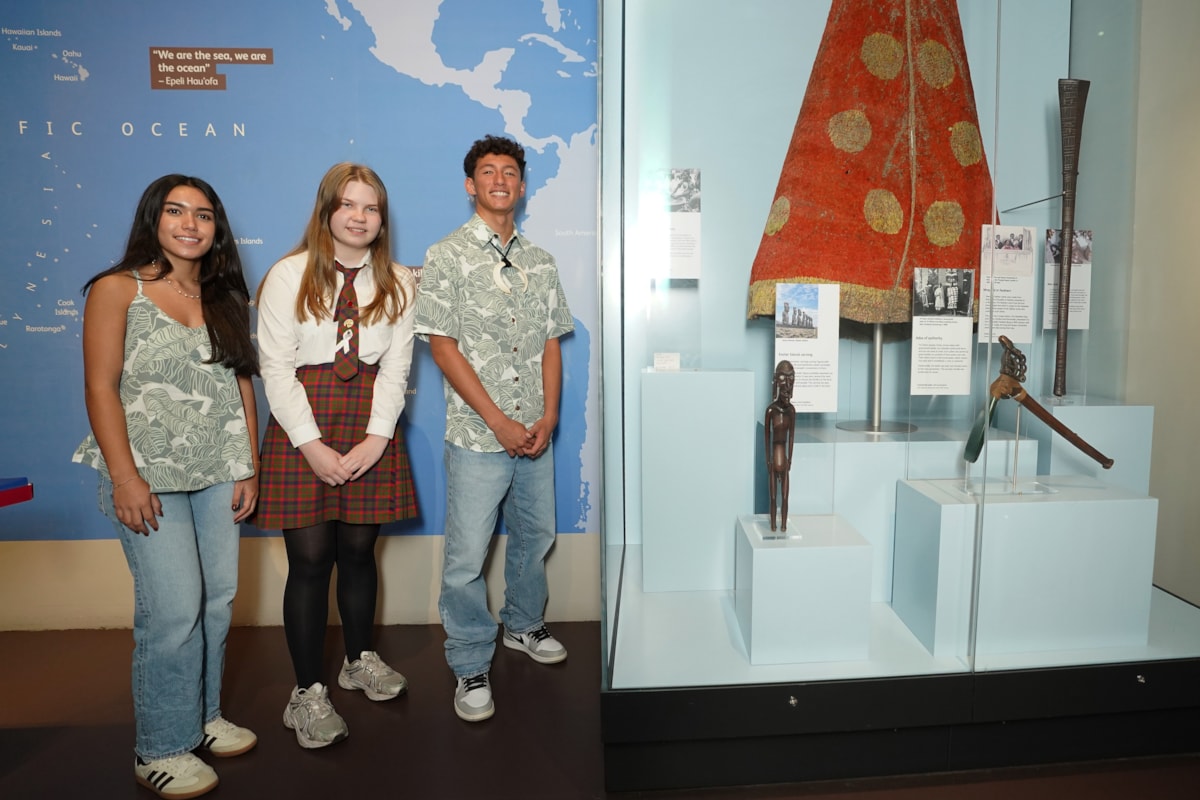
left=1128, top=0, right=1200, bottom=604
left=0, top=533, right=600, bottom=631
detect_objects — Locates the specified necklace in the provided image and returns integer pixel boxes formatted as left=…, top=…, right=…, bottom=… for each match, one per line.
left=163, top=275, right=201, bottom=300
left=154, top=260, right=202, bottom=300
left=488, top=236, right=528, bottom=294
left=151, top=262, right=202, bottom=299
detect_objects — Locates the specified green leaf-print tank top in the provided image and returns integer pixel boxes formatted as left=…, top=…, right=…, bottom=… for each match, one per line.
left=73, top=276, right=254, bottom=491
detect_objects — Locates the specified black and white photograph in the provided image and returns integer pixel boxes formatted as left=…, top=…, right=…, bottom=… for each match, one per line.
left=1046, top=228, right=1094, bottom=265
left=666, top=167, right=702, bottom=212
left=913, top=268, right=974, bottom=317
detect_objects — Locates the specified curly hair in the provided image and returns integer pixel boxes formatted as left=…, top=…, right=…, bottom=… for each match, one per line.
left=463, top=134, right=526, bottom=179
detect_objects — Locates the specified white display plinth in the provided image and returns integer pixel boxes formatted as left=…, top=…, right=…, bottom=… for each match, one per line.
left=1047, top=400, right=1153, bottom=494
left=893, top=476, right=1157, bottom=658
left=891, top=481, right=975, bottom=659
left=788, top=424, right=1038, bottom=602
left=641, top=370, right=755, bottom=592
left=734, top=514, right=871, bottom=664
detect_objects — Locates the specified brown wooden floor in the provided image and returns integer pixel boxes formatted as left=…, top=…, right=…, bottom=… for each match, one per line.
left=1, top=623, right=1198, bottom=799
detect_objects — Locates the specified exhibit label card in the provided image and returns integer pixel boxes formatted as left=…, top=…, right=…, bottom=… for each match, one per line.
left=1042, top=228, right=1093, bottom=330
left=666, top=167, right=701, bottom=280
left=977, top=224, right=1036, bottom=343
left=911, top=268, right=974, bottom=395
left=774, top=283, right=839, bottom=412
left=652, top=352, right=680, bottom=371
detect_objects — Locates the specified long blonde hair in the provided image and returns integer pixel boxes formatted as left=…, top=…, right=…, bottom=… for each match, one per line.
left=264, top=162, right=409, bottom=325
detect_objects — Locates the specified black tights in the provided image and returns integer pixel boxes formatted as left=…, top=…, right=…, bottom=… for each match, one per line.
left=282, top=521, right=380, bottom=688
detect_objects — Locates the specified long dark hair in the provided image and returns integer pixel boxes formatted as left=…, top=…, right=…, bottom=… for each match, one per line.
left=82, top=174, right=258, bottom=376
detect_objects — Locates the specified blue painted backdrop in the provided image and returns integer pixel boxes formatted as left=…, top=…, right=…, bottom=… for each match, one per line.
left=0, top=0, right=599, bottom=540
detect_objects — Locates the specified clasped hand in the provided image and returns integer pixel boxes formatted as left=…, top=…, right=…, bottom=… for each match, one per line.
left=494, top=416, right=552, bottom=459
left=299, top=436, right=388, bottom=486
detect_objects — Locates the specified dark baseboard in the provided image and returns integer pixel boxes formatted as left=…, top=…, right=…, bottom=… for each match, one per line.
left=601, top=658, right=1200, bottom=792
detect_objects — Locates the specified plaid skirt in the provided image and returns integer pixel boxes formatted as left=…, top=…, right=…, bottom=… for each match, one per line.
left=254, top=363, right=419, bottom=530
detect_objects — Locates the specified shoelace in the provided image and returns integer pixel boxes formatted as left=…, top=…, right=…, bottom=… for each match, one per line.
left=462, top=674, right=489, bottom=692
left=525, top=627, right=552, bottom=643
left=298, top=691, right=333, bottom=719
left=358, top=653, right=394, bottom=676
left=205, top=718, right=236, bottom=736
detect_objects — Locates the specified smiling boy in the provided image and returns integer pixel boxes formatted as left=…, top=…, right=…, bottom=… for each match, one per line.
left=415, top=134, right=574, bottom=722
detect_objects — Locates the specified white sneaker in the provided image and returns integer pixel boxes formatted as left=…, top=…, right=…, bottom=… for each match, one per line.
left=453, top=672, right=495, bottom=722
left=502, top=625, right=568, bottom=664
left=282, top=682, right=348, bottom=749
left=338, top=650, right=408, bottom=701
left=200, top=716, right=257, bottom=757
left=134, top=752, right=218, bottom=799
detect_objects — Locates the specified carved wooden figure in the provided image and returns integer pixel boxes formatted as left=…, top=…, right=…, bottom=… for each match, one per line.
left=765, top=361, right=797, bottom=531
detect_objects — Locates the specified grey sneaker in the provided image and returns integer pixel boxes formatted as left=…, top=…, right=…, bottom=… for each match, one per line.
left=502, top=625, right=568, bottom=664
left=134, top=752, right=218, bottom=799
left=282, top=682, right=348, bottom=749
left=453, top=672, right=494, bottom=722
left=200, top=716, right=257, bottom=757
left=338, top=650, right=408, bottom=701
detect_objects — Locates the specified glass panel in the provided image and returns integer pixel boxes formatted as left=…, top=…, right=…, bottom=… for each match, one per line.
left=599, top=0, right=1200, bottom=698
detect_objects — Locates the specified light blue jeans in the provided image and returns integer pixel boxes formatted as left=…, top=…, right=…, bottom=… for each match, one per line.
left=99, top=478, right=239, bottom=760
left=440, top=442, right=557, bottom=678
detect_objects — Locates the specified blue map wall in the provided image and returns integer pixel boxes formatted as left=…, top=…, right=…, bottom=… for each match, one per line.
left=0, top=0, right=599, bottom=540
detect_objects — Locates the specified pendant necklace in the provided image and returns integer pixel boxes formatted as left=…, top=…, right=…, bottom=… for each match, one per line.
left=489, top=236, right=528, bottom=294
left=156, top=261, right=201, bottom=299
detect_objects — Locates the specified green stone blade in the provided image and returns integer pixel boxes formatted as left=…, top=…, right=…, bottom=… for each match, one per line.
left=963, top=396, right=998, bottom=463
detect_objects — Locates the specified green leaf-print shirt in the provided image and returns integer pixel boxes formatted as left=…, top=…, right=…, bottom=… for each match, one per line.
left=73, top=279, right=254, bottom=491
left=415, top=214, right=574, bottom=453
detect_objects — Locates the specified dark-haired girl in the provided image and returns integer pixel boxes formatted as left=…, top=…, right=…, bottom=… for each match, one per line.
left=73, top=175, right=259, bottom=798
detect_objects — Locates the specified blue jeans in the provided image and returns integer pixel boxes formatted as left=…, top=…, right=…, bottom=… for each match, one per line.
left=439, top=442, right=557, bottom=678
left=99, top=478, right=239, bottom=759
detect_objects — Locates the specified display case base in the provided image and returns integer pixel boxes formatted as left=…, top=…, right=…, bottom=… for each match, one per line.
left=601, top=658, right=1200, bottom=792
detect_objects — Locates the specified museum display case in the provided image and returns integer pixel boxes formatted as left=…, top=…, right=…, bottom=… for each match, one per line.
left=597, top=0, right=1200, bottom=791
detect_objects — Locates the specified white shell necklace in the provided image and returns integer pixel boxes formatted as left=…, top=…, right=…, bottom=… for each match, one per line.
left=156, top=261, right=201, bottom=300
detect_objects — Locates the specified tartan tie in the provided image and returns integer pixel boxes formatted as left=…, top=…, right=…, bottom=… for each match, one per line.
left=333, top=263, right=361, bottom=381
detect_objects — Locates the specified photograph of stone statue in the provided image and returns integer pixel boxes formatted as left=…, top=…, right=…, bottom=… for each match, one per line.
left=764, top=361, right=797, bottom=532
left=775, top=283, right=819, bottom=340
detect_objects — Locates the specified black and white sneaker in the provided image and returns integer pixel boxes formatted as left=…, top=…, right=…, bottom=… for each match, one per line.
left=134, top=752, right=218, bottom=799
left=200, top=716, right=257, bottom=757
left=454, top=672, right=495, bottom=722
left=502, top=625, right=568, bottom=664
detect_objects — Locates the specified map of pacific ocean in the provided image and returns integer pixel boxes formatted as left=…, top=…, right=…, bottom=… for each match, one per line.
left=0, top=0, right=599, bottom=540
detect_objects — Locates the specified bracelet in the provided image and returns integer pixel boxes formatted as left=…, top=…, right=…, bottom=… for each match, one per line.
left=112, top=475, right=140, bottom=490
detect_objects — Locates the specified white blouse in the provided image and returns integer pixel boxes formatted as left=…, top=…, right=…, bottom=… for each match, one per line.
left=257, top=251, right=416, bottom=447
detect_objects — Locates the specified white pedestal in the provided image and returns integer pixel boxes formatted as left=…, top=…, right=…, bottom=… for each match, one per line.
left=893, top=476, right=1157, bottom=658
left=734, top=514, right=871, bottom=664
left=892, top=481, right=976, bottom=659
left=789, top=424, right=1037, bottom=602
left=641, top=370, right=754, bottom=592
left=1046, top=400, right=1153, bottom=494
